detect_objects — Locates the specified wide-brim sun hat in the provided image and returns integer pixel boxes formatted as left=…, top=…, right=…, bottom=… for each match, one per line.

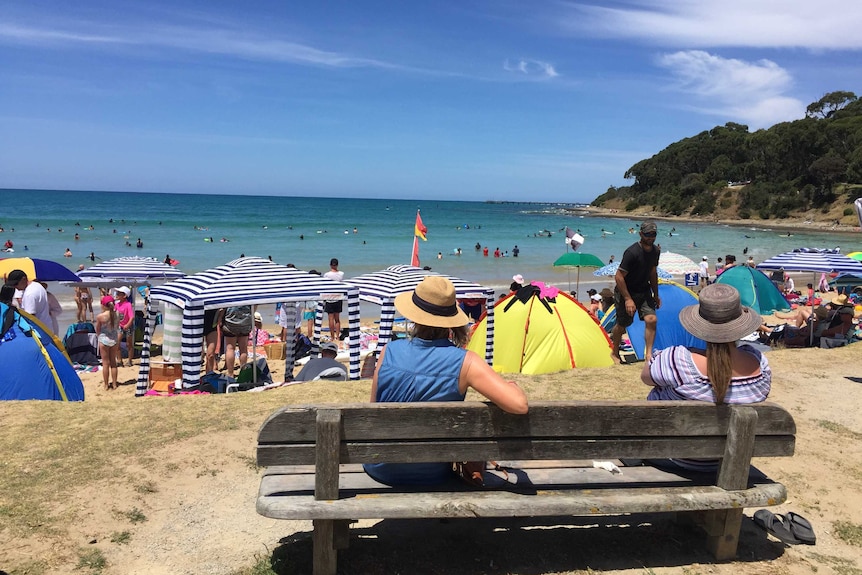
left=394, top=275, right=469, bottom=328
left=679, top=284, right=762, bottom=343
left=832, top=294, right=849, bottom=306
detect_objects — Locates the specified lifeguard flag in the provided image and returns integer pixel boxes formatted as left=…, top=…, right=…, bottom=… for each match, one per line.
left=415, top=211, right=427, bottom=241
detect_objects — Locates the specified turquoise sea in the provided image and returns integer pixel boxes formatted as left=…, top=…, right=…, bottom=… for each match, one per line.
left=3, top=189, right=859, bottom=306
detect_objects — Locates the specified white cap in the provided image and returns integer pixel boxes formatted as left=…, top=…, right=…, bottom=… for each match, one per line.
left=591, top=294, right=602, bottom=301
left=702, top=256, right=708, bottom=261
left=116, top=286, right=131, bottom=296
left=253, top=311, right=263, bottom=322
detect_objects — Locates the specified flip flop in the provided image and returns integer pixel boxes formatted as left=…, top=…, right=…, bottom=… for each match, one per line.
left=787, top=512, right=816, bottom=545
left=753, top=510, right=800, bottom=545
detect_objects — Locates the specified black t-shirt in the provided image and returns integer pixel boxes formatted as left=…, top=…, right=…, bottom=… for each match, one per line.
left=618, top=241, right=660, bottom=293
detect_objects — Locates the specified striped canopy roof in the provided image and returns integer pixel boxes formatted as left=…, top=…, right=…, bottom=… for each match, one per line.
left=149, top=257, right=354, bottom=310
left=76, top=256, right=186, bottom=283
left=138, top=257, right=362, bottom=392
left=343, top=264, right=495, bottom=363
left=343, top=264, right=490, bottom=305
left=756, top=250, right=862, bottom=274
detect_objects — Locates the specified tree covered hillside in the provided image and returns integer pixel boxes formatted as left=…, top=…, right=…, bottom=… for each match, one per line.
left=593, top=91, right=862, bottom=221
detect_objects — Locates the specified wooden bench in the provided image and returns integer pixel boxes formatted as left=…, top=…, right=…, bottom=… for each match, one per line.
left=256, top=401, right=795, bottom=575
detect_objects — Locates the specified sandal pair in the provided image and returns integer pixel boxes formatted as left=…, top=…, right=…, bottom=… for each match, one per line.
left=753, top=509, right=816, bottom=545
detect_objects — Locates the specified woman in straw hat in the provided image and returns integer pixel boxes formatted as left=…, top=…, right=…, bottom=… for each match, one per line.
left=364, top=276, right=528, bottom=486
left=641, top=284, right=771, bottom=406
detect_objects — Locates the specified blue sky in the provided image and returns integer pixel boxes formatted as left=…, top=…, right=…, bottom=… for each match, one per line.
left=1, top=1, right=860, bottom=203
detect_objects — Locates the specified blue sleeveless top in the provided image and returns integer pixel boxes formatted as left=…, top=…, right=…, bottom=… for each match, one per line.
left=363, top=337, right=467, bottom=486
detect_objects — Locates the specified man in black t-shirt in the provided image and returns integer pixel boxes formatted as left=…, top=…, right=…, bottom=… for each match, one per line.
left=612, top=221, right=661, bottom=362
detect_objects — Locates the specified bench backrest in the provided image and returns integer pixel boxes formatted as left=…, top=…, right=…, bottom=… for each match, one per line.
left=257, top=401, right=795, bottom=468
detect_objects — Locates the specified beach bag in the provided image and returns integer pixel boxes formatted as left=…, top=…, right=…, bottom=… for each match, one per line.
left=235, top=358, right=272, bottom=389
left=198, top=371, right=235, bottom=394
left=294, top=333, right=313, bottom=360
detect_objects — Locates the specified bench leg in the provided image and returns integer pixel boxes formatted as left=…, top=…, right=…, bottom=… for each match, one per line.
left=312, top=519, right=338, bottom=575
left=702, top=509, right=743, bottom=560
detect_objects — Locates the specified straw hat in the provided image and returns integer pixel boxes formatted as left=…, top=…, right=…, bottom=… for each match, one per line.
left=394, top=276, right=468, bottom=328
left=253, top=311, right=263, bottom=322
left=831, top=293, right=849, bottom=306
left=679, top=284, right=761, bottom=343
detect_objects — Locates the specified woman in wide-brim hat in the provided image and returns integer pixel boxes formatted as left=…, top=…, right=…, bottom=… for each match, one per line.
left=364, top=275, right=528, bottom=487
left=641, top=283, right=771, bottom=406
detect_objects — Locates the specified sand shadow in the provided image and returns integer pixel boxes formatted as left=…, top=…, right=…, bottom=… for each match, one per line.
left=846, top=376, right=862, bottom=384
left=265, top=514, right=789, bottom=574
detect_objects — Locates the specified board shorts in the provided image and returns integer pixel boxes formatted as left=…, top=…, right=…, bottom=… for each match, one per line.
left=324, top=301, right=343, bottom=314
left=303, top=310, right=316, bottom=321
left=613, top=289, right=656, bottom=328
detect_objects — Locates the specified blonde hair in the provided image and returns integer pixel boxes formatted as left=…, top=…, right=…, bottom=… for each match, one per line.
left=103, top=301, right=118, bottom=330
left=705, top=342, right=733, bottom=404
left=408, top=323, right=470, bottom=348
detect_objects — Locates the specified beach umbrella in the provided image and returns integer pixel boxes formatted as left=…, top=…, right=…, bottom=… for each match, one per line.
left=76, top=256, right=186, bottom=283
left=553, top=252, right=604, bottom=294
left=593, top=261, right=673, bottom=280
left=343, top=264, right=495, bottom=362
left=756, top=249, right=862, bottom=345
left=847, top=251, right=862, bottom=261
left=0, top=257, right=80, bottom=282
left=657, top=251, right=699, bottom=275
left=829, top=272, right=862, bottom=293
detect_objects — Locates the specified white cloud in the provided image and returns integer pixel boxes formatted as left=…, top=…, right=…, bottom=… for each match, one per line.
left=503, top=58, right=559, bottom=78
left=656, top=50, right=805, bottom=128
left=558, top=0, right=862, bottom=49
left=0, top=22, right=397, bottom=69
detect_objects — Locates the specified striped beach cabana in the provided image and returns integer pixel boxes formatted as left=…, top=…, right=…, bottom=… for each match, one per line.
left=138, top=257, right=360, bottom=395
left=343, top=264, right=495, bottom=363
left=76, top=256, right=187, bottom=283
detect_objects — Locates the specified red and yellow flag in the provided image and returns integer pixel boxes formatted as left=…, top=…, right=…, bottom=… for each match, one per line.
left=414, top=210, right=427, bottom=241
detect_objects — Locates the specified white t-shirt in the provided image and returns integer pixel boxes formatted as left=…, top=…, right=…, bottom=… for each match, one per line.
left=21, top=282, right=53, bottom=332
left=278, top=302, right=303, bottom=330
left=698, top=261, right=709, bottom=278
left=324, top=269, right=344, bottom=282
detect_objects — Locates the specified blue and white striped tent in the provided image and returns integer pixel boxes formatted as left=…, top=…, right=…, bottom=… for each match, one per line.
left=343, top=265, right=495, bottom=363
left=77, top=256, right=187, bottom=282
left=138, top=257, right=361, bottom=395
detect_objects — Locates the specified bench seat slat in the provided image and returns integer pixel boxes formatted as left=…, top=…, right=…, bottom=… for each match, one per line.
left=257, top=436, right=796, bottom=467
left=257, top=481, right=787, bottom=520
left=257, top=402, right=796, bottom=444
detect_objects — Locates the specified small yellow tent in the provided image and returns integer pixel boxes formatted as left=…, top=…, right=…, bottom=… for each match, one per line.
left=467, top=283, right=612, bottom=374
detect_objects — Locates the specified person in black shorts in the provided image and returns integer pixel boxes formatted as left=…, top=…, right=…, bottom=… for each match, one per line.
left=612, top=221, right=661, bottom=363
left=323, top=258, right=345, bottom=339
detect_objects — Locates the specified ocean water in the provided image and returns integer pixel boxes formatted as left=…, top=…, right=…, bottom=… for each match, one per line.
left=3, top=189, right=859, bottom=307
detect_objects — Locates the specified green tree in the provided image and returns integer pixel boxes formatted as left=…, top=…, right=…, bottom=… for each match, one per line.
left=806, top=91, right=858, bottom=119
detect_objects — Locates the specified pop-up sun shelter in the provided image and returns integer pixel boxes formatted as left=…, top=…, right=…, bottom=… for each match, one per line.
left=466, top=282, right=612, bottom=374
left=343, top=264, right=495, bottom=363
left=600, top=280, right=705, bottom=361
left=714, top=265, right=790, bottom=315
left=0, top=303, right=84, bottom=401
left=140, top=257, right=360, bottom=395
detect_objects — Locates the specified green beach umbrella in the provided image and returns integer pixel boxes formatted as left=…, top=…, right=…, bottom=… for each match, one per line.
left=847, top=251, right=862, bottom=261
left=553, top=252, right=605, bottom=295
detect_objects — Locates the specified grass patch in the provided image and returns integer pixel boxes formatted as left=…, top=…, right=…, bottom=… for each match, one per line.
left=817, top=420, right=862, bottom=441
left=134, top=480, right=158, bottom=494
left=115, top=506, right=147, bottom=524
left=834, top=520, right=862, bottom=546
left=76, top=547, right=107, bottom=572
left=110, top=530, right=132, bottom=544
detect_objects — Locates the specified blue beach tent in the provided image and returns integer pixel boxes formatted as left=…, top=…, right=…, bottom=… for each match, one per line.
left=0, top=303, right=85, bottom=401
left=600, top=280, right=705, bottom=361
left=714, top=266, right=790, bottom=315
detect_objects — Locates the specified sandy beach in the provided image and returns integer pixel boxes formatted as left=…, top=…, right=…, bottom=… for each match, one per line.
left=2, top=315, right=861, bottom=574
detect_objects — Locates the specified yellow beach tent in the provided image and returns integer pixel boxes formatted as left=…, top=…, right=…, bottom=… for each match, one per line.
left=467, top=283, right=612, bottom=374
